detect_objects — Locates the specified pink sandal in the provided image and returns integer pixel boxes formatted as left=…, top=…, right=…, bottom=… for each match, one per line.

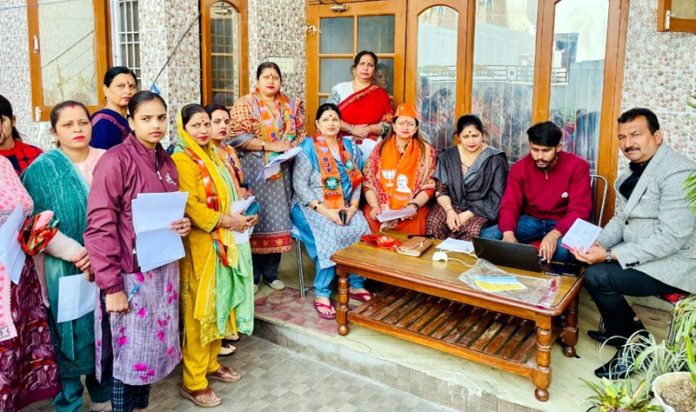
left=313, top=300, right=336, bottom=320
left=349, top=290, right=374, bottom=303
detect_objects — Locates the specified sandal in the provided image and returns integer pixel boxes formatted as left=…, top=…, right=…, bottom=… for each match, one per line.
left=207, top=365, right=241, bottom=383
left=179, top=386, right=222, bottom=408
left=349, top=290, right=374, bottom=303
left=313, top=299, right=336, bottom=320
left=219, top=341, right=236, bottom=357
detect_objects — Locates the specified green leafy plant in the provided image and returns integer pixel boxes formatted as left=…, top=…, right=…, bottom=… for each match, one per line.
left=583, top=378, right=663, bottom=412
left=685, top=337, right=696, bottom=389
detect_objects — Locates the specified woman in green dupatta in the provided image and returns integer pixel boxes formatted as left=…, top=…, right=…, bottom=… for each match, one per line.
left=22, top=101, right=112, bottom=412
left=172, top=104, right=257, bottom=408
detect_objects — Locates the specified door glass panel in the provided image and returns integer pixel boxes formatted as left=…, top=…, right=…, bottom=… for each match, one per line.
left=320, top=18, right=353, bottom=54
left=416, top=6, right=458, bottom=153
left=358, top=15, right=395, bottom=53
left=550, top=0, right=608, bottom=173
left=673, top=0, right=696, bottom=19
left=39, top=0, right=97, bottom=105
left=320, top=58, right=353, bottom=94
left=471, top=0, right=538, bottom=163
left=210, top=1, right=239, bottom=106
left=375, top=57, right=394, bottom=96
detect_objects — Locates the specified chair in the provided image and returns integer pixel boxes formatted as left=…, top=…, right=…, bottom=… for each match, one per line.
left=291, top=225, right=308, bottom=299
left=589, top=173, right=608, bottom=226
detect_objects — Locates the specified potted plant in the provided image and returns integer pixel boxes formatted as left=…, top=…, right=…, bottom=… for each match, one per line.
left=583, top=378, right=662, bottom=412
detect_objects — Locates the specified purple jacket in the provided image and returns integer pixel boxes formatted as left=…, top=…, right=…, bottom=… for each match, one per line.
left=85, top=134, right=179, bottom=294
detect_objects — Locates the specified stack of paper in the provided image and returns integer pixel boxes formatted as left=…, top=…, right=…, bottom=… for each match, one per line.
left=57, top=274, right=97, bottom=323
left=231, top=196, right=256, bottom=244
left=132, top=192, right=189, bottom=271
left=377, top=208, right=416, bottom=223
left=561, top=218, right=602, bottom=251
left=257, top=147, right=302, bottom=181
left=437, top=238, right=474, bottom=254
left=0, top=205, right=26, bottom=284
left=474, top=275, right=527, bottom=292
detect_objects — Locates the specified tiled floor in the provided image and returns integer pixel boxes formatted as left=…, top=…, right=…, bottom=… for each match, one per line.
left=25, top=335, right=454, bottom=412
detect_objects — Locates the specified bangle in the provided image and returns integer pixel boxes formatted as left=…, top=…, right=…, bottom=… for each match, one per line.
left=445, top=208, right=454, bottom=214
left=261, top=141, right=266, bottom=152
left=407, top=201, right=419, bottom=210
left=229, top=214, right=237, bottom=229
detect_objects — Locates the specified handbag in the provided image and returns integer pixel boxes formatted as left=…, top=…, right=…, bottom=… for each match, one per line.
left=396, top=236, right=433, bottom=257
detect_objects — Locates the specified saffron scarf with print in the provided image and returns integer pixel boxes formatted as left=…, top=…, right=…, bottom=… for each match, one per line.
left=255, top=88, right=297, bottom=178
left=312, top=134, right=362, bottom=209
left=175, top=113, right=239, bottom=343
left=378, top=136, right=422, bottom=209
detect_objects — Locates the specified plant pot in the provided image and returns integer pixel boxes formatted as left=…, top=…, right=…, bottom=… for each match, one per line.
left=652, top=371, right=695, bottom=412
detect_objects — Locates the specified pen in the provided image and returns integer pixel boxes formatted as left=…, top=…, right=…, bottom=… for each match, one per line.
left=127, top=284, right=140, bottom=302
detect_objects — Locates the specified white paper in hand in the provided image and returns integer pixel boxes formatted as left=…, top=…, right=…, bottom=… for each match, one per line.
left=377, top=208, right=416, bottom=223
left=0, top=204, right=27, bottom=284
left=231, top=196, right=256, bottom=214
left=57, top=274, right=98, bottom=323
left=132, top=192, right=188, bottom=271
left=561, top=218, right=602, bottom=252
left=257, top=147, right=302, bottom=181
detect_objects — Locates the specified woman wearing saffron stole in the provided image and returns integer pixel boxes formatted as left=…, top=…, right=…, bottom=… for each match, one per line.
left=0, top=163, right=60, bottom=411
left=327, top=51, right=393, bottom=150
left=426, top=115, right=508, bottom=241
left=291, top=103, right=372, bottom=320
left=363, top=103, right=436, bottom=235
left=85, top=91, right=189, bottom=412
left=90, top=67, right=137, bottom=150
left=172, top=104, right=257, bottom=408
left=22, top=101, right=112, bottom=411
left=206, top=104, right=251, bottom=356
left=229, top=62, right=304, bottom=293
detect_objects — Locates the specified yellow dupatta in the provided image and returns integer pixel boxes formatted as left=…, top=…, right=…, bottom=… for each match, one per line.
left=176, top=113, right=239, bottom=344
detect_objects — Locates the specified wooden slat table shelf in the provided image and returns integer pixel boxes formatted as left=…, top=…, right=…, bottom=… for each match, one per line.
left=332, top=237, right=584, bottom=402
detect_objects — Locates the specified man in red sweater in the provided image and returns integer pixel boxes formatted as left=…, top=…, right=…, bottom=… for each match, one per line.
left=480, top=121, right=592, bottom=262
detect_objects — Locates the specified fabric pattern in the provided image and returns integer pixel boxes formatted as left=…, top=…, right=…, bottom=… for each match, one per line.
left=426, top=203, right=488, bottom=240
left=229, top=92, right=305, bottom=254
left=327, top=81, right=393, bottom=141
left=0, top=139, right=43, bottom=174
left=94, top=265, right=181, bottom=385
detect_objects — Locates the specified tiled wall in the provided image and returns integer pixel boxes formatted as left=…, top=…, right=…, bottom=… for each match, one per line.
left=621, top=0, right=696, bottom=161
left=247, top=0, right=307, bottom=102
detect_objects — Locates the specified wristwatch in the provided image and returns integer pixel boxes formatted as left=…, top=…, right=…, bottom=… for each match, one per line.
left=605, top=248, right=613, bottom=263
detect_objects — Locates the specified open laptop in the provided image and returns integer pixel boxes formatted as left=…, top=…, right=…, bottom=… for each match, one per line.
left=471, top=237, right=582, bottom=276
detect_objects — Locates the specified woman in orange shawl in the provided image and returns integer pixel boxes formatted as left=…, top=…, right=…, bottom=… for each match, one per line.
left=362, top=103, right=436, bottom=235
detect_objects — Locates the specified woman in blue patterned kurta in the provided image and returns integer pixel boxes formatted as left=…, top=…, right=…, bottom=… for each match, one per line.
left=291, top=103, right=372, bottom=320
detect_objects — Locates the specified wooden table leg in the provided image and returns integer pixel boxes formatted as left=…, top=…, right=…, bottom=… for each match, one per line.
left=562, top=296, right=579, bottom=357
left=533, top=317, right=552, bottom=401
left=336, top=265, right=349, bottom=336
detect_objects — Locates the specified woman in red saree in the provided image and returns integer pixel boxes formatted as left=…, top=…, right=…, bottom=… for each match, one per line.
left=362, top=103, right=436, bottom=235
left=327, top=50, right=393, bottom=146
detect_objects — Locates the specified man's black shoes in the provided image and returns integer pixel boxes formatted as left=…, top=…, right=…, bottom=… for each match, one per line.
left=587, top=330, right=627, bottom=348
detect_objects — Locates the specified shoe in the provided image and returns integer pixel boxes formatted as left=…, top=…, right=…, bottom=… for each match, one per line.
left=219, top=341, right=236, bottom=356
left=594, top=344, right=637, bottom=379
left=254, top=283, right=259, bottom=294
left=587, top=330, right=627, bottom=348
left=224, top=332, right=240, bottom=342
left=349, top=290, right=374, bottom=303
left=89, top=401, right=112, bottom=412
left=266, top=279, right=285, bottom=291
left=313, top=299, right=336, bottom=320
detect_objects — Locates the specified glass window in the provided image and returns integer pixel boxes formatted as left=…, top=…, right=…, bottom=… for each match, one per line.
left=320, top=58, right=353, bottom=94
left=416, top=6, right=458, bottom=153
left=209, top=1, right=240, bottom=106
left=673, top=0, right=696, bottom=19
left=550, top=0, right=609, bottom=173
left=320, top=18, right=353, bottom=54
left=38, top=0, right=97, bottom=106
left=358, top=15, right=395, bottom=53
left=111, top=0, right=141, bottom=78
left=471, top=0, right=538, bottom=163
left=374, top=57, right=394, bottom=96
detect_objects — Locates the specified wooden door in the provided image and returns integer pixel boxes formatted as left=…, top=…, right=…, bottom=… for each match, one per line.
left=305, top=0, right=406, bottom=135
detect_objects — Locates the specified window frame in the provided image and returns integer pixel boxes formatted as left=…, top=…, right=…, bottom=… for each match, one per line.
left=110, top=0, right=141, bottom=78
left=200, top=0, right=249, bottom=106
left=658, top=0, right=696, bottom=33
left=26, top=0, right=111, bottom=122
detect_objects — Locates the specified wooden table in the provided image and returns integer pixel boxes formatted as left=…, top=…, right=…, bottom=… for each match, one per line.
left=332, top=239, right=583, bottom=402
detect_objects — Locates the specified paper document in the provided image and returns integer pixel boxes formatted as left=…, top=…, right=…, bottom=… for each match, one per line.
left=358, top=139, right=377, bottom=159
left=474, top=275, right=527, bottom=292
left=231, top=196, right=256, bottom=214
left=437, top=238, right=474, bottom=254
left=0, top=205, right=27, bottom=284
left=131, top=192, right=189, bottom=272
left=57, top=274, right=98, bottom=323
left=377, top=208, right=416, bottom=223
left=233, top=227, right=254, bottom=245
left=561, top=218, right=602, bottom=252
left=257, top=147, right=302, bottom=180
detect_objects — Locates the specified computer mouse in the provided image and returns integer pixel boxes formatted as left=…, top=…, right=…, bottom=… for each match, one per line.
left=433, top=251, right=448, bottom=262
